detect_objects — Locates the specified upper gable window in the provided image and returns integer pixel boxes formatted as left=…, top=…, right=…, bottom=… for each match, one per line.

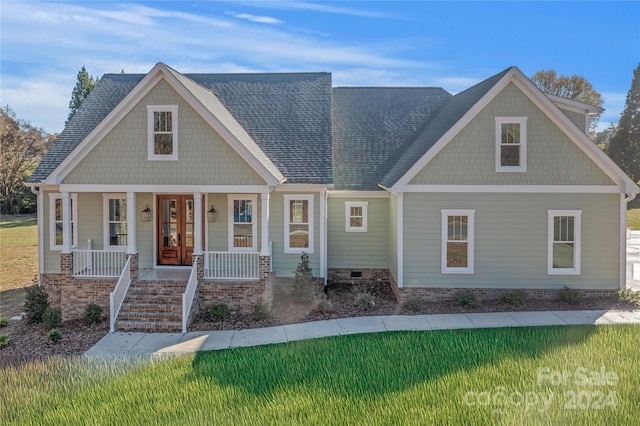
left=495, top=117, right=527, bottom=172
left=147, top=105, right=178, bottom=160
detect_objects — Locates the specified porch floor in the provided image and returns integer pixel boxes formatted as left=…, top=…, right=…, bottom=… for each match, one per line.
left=138, top=268, right=191, bottom=281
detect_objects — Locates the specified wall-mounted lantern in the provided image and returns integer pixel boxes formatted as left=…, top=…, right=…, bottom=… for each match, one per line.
left=207, top=206, right=217, bottom=222
left=141, top=205, right=151, bottom=222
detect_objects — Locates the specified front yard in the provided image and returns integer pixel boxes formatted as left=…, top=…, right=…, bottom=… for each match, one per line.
left=2, top=325, right=639, bottom=424
left=628, top=196, right=640, bottom=230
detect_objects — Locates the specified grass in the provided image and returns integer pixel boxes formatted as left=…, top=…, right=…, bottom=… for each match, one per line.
left=2, top=325, right=639, bottom=424
left=0, top=214, right=38, bottom=292
left=628, top=196, right=640, bottom=230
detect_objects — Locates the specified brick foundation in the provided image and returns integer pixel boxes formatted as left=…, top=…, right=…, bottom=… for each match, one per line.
left=198, top=277, right=273, bottom=314
left=327, top=268, right=391, bottom=288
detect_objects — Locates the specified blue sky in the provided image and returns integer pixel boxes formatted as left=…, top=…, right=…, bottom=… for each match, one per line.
left=1, top=0, right=638, bottom=134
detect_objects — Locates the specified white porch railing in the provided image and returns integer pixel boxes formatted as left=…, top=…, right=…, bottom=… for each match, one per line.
left=73, top=249, right=127, bottom=277
left=110, top=255, right=132, bottom=333
left=204, top=251, right=260, bottom=280
left=182, top=264, right=199, bottom=333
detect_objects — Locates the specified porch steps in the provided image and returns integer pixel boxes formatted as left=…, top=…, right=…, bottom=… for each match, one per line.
left=115, top=280, right=187, bottom=332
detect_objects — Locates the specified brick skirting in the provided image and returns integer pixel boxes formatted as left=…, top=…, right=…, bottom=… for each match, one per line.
left=42, top=273, right=116, bottom=321
left=198, top=275, right=274, bottom=314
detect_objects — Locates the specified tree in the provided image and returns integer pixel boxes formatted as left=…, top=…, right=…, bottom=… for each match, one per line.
left=531, top=69, right=604, bottom=137
left=68, top=66, right=97, bottom=122
left=608, top=64, right=640, bottom=183
left=594, top=122, right=617, bottom=151
left=0, top=106, right=52, bottom=214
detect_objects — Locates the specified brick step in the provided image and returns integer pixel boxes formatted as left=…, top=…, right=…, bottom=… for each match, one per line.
left=127, top=286, right=186, bottom=296
left=131, top=280, right=188, bottom=288
left=115, top=320, right=182, bottom=332
left=123, top=293, right=183, bottom=303
left=120, top=302, right=182, bottom=314
left=117, top=310, right=182, bottom=322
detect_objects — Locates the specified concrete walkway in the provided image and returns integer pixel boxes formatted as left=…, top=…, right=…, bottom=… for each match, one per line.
left=86, top=309, right=640, bottom=356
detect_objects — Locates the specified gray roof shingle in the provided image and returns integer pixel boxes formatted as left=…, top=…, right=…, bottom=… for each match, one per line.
left=332, top=87, right=451, bottom=190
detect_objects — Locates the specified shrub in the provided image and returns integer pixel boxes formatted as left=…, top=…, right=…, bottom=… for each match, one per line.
left=0, top=317, right=8, bottom=328
left=48, top=329, right=62, bottom=343
left=403, top=298, right=422, bottom=313
left=293, top=253, right=315, bottom=301
left=500, top=289, right=527, bottom=307
left=209, top=303, right=230, bottom=322
left=24, top=285, right=49, bottom=324
left=83, top=303, right=103, bottom=325
left=0, top=333, right=9, bottom=348
left=618, top=288, right=640, bottom=305
left=312, top=293, right=333, bottom=314
left=43, top=307, right=61, bottom=330
left=355, top=291, right=375, bottom=311
left=559, top=286, right=583, bottom=306
left=453, top=291, right=479, bottom=309
left=253, top=303, right=268, bottom=321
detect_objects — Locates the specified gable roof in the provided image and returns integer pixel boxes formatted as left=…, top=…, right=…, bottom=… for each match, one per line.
left=332, top=87, right=451, bottom=190
left=29, top=63, right=332, bottom=185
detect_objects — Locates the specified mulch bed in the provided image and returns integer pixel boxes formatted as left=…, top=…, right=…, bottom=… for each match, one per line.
left=2, top=281, right=638, bottom=365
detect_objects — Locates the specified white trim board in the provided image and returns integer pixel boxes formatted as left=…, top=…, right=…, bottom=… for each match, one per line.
left=402, top=185, right=620, bottom=193
left=59, top=184, right=272, bottom=194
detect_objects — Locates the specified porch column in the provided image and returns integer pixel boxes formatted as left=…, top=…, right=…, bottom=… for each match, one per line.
left=61, top=192, right=72, bottom=253
left=260, top=193, right=270, bottom=256
left=193, top=192, right=203, bottom=255
left=126, top=192, right=137, bottom=254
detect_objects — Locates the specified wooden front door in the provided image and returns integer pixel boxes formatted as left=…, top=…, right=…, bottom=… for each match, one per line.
left=157, top=195, right=195, bottom=266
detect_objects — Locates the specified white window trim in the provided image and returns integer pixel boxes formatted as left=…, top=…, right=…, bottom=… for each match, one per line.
left=345, top=201, right=368, bottom=232
left=495, top=117, right=527, bottom=172
left=284, top=194, right=314, bottom=254
left=227, top=194, right=258, bottom=252
left=147, top=105, right=178, bottom=161
left=441, top=209, right=475, bottom=274
left=103, top=193, right=128, bottom=251
left=547, top=209, right=582, bottom=275
left=49, top=193, right=78, bottom=251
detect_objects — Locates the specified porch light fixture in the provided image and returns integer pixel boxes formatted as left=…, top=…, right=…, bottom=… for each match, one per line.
left=207, top=206, right=217, bottom=222
left=141, top=205, right=151, bottom=222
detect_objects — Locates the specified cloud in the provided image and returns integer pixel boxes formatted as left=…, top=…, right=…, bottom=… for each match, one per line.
left=228, top=12, right=283, bottom=25
left=232, top=1, right=394, bottom=19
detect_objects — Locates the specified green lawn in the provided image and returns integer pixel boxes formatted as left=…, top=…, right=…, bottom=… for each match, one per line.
left=0, top=214, right=38, bottom=292
left=628, top=196, right=640, bottom=230
left=2, top=326, right=639, bottom=424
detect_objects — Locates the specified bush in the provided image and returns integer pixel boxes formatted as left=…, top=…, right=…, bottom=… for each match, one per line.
left=355, top=290, right=375, bottom=311
left=618, top=288, right=640, bottom=305
left=209, top=303, right=230, bottom=322
left=453, top=291, right=479, bottom=309
left=500, top=289, right=527, bottom=307
left=83, top=303, right=103, bottom=325
left=559, top=286, right=583, bottom=306
left=48, top=329, right=62, bottom=343
left=253, top=303, right=268, bottom=321
left=0, top=317, right=8, bottom=328
left=0, top=333, right=9, bottom=348
left=43, top=307, right=61, bottom=330
left=312, top=293, right=334, bottom=314
left=403, top=298, right=422, bottom=313
left=24, top=285, right=49, bottom=324
left=293, top=253, right=315, bottom=301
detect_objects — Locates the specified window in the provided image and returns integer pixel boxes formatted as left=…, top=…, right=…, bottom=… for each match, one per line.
left=441, top=209, right=475, bottom=274
left=284, top=194, right=314, bottom=253
left=548, top=210, right=581, bottom=275
left=103, top=195, right=127, bottom=250
left=345, top=201, right=368, bottom=232
left=495, top=117, right=527, bottom=172
left=147, top=105, right=178, bottom=160
left=228, top=195, right=257, bottom=251
left=49, top=194, right=78, bottom=250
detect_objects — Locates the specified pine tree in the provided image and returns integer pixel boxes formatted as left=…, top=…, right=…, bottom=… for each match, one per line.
left=68, top=66, right=98, bottom=122
left=293, top=252, right=314, bottom=300
left=608, top=64, right=640, bottom=183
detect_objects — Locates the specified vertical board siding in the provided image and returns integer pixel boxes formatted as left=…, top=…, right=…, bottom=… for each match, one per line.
left=327, top=197, right=388, bottom=269
left=62, top=79, right=266, bottom=186
left=269, top=191, right=321, bottom=277
left=403, top=192, right=620, bottom=289
left=409, top=83, right=614, bottom=186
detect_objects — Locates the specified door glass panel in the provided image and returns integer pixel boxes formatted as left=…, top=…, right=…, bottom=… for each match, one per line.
left=161, top=199, right=179, bottom=247
left=185, top=224, right=193, bottom=247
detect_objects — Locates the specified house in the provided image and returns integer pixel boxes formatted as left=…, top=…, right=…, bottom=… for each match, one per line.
left=27, top=63, right=639, bottom=332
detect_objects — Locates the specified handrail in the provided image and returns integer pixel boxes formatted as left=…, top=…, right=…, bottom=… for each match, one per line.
left=109, top=255, right=132, bottom=333
left=182, top=263, right=199, bottom=333
left=73, top=249, right=126, bottom=277
left=204, top=251, right=260, bottom=279
left=73, top=239, right=92, bottom=251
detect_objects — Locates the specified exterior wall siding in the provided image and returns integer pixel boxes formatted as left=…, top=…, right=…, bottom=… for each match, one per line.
left=269, top=191, right=321, bottom=278
left=62, top=79, right=266, bottom=186
left=402, top=192, right=620, bottom=289
left=43, top=190, right=60, bottom=273
left=409, top=83, right=614, bottom=186
left=205, top=193, right=262, bottom=253
left=388, top=193, right=398, bottom=281
left=137, top=193, right=154, bottom=268
left=561, top=108, right=587, bottom=133
left=327, top=196, right=388, bottom=269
